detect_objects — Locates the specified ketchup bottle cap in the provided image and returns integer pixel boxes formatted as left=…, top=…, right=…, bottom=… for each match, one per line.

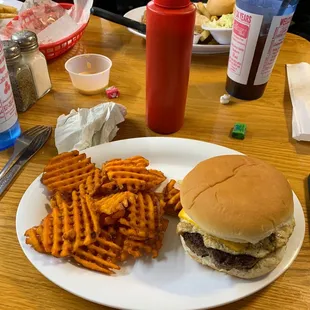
left=153, top=0, right=190, bottom=8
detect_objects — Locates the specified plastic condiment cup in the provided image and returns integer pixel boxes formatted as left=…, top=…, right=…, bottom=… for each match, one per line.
left=65, top=54, right=112, bottom=95
left=201, top=27, right=232, bottom=45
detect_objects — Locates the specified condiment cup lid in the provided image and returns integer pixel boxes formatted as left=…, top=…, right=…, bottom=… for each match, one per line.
left=154, top=0, right=190, bottom=8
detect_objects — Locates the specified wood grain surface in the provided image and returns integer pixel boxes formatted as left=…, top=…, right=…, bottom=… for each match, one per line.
left=1, top=16, right=310, bottom=310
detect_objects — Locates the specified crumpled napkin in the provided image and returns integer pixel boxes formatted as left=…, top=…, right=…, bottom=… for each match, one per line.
left=286, top=62, right=310, bottom=142
left=55, top=102, right=127, bottom=153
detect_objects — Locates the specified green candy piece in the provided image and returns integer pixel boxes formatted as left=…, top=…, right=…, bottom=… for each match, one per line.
left=232, top=123, right=247, bottom=140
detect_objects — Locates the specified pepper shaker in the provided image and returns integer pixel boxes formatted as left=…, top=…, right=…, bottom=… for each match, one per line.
left=12, top=30, right=52, bottom=99
left=3, top=40, right=37, bottom=112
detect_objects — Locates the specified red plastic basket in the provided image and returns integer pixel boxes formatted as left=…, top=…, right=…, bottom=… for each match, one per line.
left=10, top=3, right=88, bottom=60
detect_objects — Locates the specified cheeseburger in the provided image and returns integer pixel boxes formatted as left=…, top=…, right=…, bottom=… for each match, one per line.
left=206, top=0, right=235, bottom=16
left=177, top=155, right=295, bottom=279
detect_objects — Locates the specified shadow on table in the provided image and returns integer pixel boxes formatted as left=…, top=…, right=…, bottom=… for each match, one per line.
left=191, top=52, right=228, bottom=67
left=115, top=118, right=148, bottom=140
left=303, top=177, right=310, bottom=237
left=116, top=117, right=191, bottom=141
left=187, top=81, right=245, bottom=106
left=282, top=74, right=310, bottom=155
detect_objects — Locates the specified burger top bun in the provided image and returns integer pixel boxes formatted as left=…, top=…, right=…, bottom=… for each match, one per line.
left=180, top=155, right=294, bottom=244
left=206, top=0, right=236, bottom=16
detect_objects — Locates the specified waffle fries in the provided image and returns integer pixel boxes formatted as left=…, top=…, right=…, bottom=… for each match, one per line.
left=41, top=150, right=96, bottom=193
left=96, top=191, right=136, bottom=226
left=121, top=218, right=169, bottom=260
left=0, top=4, right=18, bottom=19
left=73, top=232, right=122, bottom=275
left=119, top=192, right=161, bottom=240
left=25, top=151, right=175, bottom=275
left=84, top=168, right=105, bottom=196
left=25, top=190, right=100, bottom=257
left=103, top=156, right=166, bottom=193
left=163, top=180, right=182, bottom=216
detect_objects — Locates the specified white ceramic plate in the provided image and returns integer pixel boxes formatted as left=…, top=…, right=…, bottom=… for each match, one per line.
left=124, top=6, right=230, bottom=55
left=0, top=0, right=22, bottom=27
left=16, top=137, right=305, bottom=310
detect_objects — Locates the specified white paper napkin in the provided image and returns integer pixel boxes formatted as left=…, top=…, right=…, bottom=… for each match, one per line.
left=55, top=102, right=127, bottom=153
left=37, top=13, right=79, bottom=44
left=286, top=62, right=310, bottom=141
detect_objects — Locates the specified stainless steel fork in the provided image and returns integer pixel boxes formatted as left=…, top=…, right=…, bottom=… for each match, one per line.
left=0, top=126, right=52, bottom=196
left=0, top=125, right=49, bottom=180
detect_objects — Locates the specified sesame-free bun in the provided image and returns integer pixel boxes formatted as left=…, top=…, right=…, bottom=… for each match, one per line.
left=180, top=235, right=286, bottom=279
left=180, top=155, right=294, bottom=244
left=206, top=0, right=235, bottom=16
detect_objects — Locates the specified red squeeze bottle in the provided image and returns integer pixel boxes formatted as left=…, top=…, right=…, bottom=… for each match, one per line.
left=146, top=0, right=196, bottom=134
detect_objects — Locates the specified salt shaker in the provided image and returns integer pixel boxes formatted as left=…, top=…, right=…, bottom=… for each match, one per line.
left=3, top=40, right=37, bottom=112
left=12, top=30, right=52, bottom=99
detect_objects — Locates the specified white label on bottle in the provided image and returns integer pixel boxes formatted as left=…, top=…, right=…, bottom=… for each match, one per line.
left=227, top=7, right=263, bottom=85
left=0, top=43, right=18, bottom=133
left=254, top=13, right=294, bottom=85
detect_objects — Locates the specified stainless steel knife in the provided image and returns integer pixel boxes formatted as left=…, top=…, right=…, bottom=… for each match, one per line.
left=0, top=126, right=52, bottom=196
left=91, top=7, right=147, bottom=34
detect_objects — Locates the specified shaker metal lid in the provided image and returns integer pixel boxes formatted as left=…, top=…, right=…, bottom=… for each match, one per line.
left=2, top=40, right=21, bottom=60
left=11, top=30, right=38, bottom=52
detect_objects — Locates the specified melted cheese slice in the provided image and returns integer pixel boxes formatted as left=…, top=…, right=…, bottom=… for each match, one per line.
left=178, top=209, right=247, bottom=252
left=178, top=209, right=198, bottom=227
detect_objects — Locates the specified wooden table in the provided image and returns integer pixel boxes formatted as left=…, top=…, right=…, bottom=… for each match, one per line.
left=1, top=16, right=310, bottom=310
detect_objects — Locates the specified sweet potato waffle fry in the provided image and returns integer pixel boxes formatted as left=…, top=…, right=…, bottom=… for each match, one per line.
left=95, top=191, right=136, bottom=226
left=100, top=175, right=119, bottom=196
left=25, top=225, right=45, bottom=253
left=80, top=168, right=118, bottom=197
left=120, top=218, right=169, bottom=261
left=103, top=156, right=166, bottom=193
left=84, top=168, right=104, bottom=196
left=41, top=150, right=96, bottom=193
left=104, top=156, right=149, bottom=169
left=73, top=231, right=122, bottom=275
left=25, top=189, right=100, bottom=257
left=25, top=152, right=172, bottom=275
left=163, top=180, right=182, bottom=216
left=95, top=192, right=136, bottom=214
left=119, top=192, right=161, bottom=240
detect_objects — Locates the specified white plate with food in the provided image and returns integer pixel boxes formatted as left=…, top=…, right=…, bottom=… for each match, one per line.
left=16, top=137, right=305, bottom=310
left=124, top=4, right=232, bottom=54
left=0, top=0, right=21, bottom=27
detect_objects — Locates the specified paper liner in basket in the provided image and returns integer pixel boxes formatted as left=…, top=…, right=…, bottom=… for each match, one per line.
left=0, top=0, right=93, bottom=44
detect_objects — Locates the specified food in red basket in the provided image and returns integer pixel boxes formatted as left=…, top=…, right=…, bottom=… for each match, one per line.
left=0, top=0, right=90, bottom=60
left=0, top=4, right=18, bottom=19
left=0, top=1, right=67, bottom=39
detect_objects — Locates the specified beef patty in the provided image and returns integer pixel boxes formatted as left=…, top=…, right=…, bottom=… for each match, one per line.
left=182, top=232, right=259, bottom=270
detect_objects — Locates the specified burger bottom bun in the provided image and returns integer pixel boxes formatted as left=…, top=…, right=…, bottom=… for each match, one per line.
left=180, top=236, right=286, bottom=279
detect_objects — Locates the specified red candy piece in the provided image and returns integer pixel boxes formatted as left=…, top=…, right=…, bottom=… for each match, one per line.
left=106, top=86, right=120, bottom=99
